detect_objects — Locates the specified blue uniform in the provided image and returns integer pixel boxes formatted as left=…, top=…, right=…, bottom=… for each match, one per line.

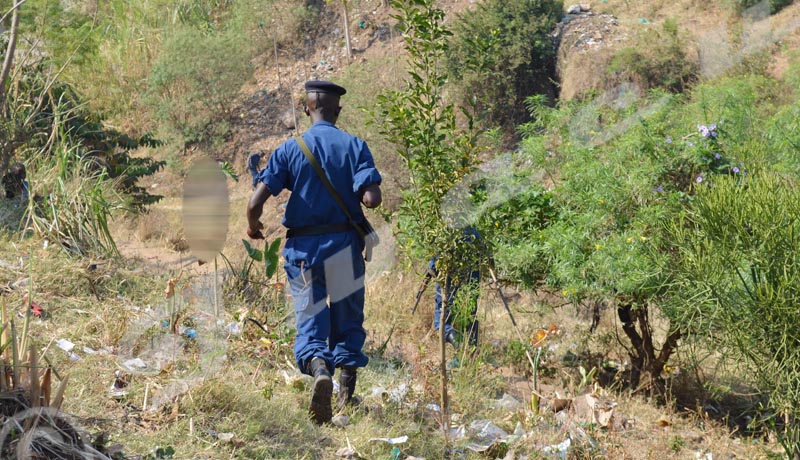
left=257, top=121, right=382, bottom=375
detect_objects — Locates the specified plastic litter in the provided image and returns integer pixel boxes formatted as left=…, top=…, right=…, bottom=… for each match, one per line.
left=541, top=438, right=571, bottom=459
left=468, top=419, right=508, bottom=444
left=368, top=436, right=408, bottom=445
left=388, top=383, right=408, bottom=403
left=226, top=322, right=242, bottom=335
left=109, top=370, right=129, bottom=399
left=490, top=393, right=523, bottom=410
left=56, top=339, right=75, bottom=352
left=123, top=358, right=148, bottom=371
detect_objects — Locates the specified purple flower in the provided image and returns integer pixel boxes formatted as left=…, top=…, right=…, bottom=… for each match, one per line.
left=714, top=153, right=721, bottom=160
left=696, top=175, right=704, bottom=183
left=732, top=166, right=740, bottom=174
left=652, top=185, right=664, bottom=193
left=666, top=136, right=673, bottom=144
left=687, top=141, right=695, bottom=147
left=698, top=124, right=710, bottom=138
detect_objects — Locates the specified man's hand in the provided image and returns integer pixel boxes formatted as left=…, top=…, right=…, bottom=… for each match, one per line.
left=247, top=183, right=270, bottom=239
left=247, top=221, right=265, bottom=240
left=361, top=183, right=382, bottom=208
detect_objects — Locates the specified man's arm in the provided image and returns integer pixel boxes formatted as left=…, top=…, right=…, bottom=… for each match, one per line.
left=246, top=182, right=270, bottom=239
left=361, top=183, right=382, bottom=208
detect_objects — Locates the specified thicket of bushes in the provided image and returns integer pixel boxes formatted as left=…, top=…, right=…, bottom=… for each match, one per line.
left=487, top=57, right=800, bottom=454
left=445, top=0, right=563, bottom=133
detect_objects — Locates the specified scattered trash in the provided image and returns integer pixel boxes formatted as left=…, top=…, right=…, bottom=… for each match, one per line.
left=56, top=339, right=75, bottom=352
left=30, top=301, right=43, bottom=318
left=425, top=403, right=441, bottom=412
left=469, top=419, right=508, bottom=444
left=283, top=370, right=312, bottom=390
left=109, top=370, right=129, bottom=399
left=390, top=447, right=401, bottom=460
left=83, top=346, right=97, bottom=354
left=68, top=352, right=81, bottom=362
left=449, top=425, right=466, bottom=440
left=184, top=328, right=197, bottom=340
left=465, top=440, right=508, bottom=457
left=694, top=451, right=713, bottom=460
left=541, top=438, right=571, bottom=459
left=370, top=386, right=389, bottom=400
left=572, top=393, right=616, bottom=428
left=161, top=320, right=170, bottom=328
left=490, top=393, right=523, bottom=411
left=368, top=436, right=408, bottom=445
left=640, top=18, right=649, bottom=24
left=122, top=358, right=148, bottom=371
left=217, top=432, right=235, bottom=444
left=388, top=383, right=408, bottom=403
left=226, top=322, right=242, bottom=335
left=335, top=446, right=360, bottom=459
left=332, top=415, right=350, bottom=427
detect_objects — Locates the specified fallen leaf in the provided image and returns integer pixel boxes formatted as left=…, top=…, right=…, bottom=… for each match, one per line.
left=531, top=329, right=548, bottom=347
left=164, top=278, right=179, bottom=299
left=655, top=417, right=672, bottom=427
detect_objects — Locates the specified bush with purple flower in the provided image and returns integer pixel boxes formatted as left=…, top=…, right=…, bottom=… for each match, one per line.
left=698, top=123, right=718, bottom=139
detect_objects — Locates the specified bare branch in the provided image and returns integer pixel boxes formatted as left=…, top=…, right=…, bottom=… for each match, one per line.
left=0, top=0, right=27, bottom=25
left=0, top=0, right=22, bottom=105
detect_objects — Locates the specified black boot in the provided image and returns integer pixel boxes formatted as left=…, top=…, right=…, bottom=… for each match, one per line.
left=308, top=357, right=332, bottom=424
left=467, top=320, right=479, bottom=348
left=337, top=366, right=358, bottom=412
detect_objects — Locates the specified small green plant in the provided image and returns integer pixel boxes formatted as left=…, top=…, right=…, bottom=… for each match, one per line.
left=143, top=446, right=175, bottom=459
left=669, top=435, right=685, bottom=453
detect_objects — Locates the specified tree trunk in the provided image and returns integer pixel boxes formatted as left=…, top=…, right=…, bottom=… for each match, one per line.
left=0, top=0, right=21, bottom=106
left=617, top=303, right=680, bottom=395
left=341, top=0, right=352, bottom=61
left=440, top=281, right=450, bottom=444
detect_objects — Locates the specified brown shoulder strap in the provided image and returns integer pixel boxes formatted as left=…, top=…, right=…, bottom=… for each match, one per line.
left=295, top=136, right=365, bottom=238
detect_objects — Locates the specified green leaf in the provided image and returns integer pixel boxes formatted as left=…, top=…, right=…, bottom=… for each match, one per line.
left=242, top=239, right=263, bottom=262
left=264, top=238, right=282, bottom=279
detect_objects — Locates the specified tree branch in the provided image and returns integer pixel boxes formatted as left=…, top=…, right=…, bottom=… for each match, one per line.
left=0, top=0, right=21, bottom=106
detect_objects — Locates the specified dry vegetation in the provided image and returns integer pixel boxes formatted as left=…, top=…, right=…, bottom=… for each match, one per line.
left=1, top=0, right=799, bottom=459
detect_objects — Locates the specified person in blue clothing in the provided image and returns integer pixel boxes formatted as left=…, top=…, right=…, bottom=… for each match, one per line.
left=246, top=80, right=382, bottom=425
left=431, top=227, right=484, bottom=349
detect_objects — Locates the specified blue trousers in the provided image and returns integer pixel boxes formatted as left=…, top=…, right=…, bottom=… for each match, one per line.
left=285, top=242, right=369, bottom=375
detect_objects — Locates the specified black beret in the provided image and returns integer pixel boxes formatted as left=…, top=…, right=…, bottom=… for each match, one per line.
left=304, top=80, right=347, bottom=96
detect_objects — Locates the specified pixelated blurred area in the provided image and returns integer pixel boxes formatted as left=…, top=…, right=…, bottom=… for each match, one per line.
left=182, top=158, right=230, bottom=262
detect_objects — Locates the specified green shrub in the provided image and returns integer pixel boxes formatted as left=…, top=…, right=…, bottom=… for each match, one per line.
left=608, top=19, right=698, bottom=93
left=730, top=0, right=794, bottom=14
left=664, top=172, right=800, bottom=458
left=445, top=0, right=563, bottom=132
left=146, top=26, right=254, bottom=145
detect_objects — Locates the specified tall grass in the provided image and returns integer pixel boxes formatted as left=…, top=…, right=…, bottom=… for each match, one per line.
left=23, top=142, right=124, bottom=256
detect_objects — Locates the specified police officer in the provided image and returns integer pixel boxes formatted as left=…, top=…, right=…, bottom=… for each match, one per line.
left=247, top=80, right=382, bottom=425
